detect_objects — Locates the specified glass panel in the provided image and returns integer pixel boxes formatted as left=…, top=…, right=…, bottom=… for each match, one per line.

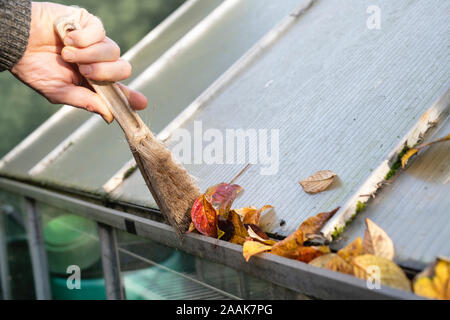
left=34, top=0, right=302, bottom=196
left=158, top=0, right=450, bottom=238
left=38, top=203, right=106, bottom=300
left=0, top=191, right=35, bottom=299
left=117, top=230, right=306, bottom=300
left=337, top=117, right=450, bottom=270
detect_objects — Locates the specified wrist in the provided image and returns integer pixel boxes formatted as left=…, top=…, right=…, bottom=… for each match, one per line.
left=0, top=0, right=32, bottom=72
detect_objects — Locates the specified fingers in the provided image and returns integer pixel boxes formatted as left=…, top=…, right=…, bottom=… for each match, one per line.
left=64, top=12, right=105, bottom=47
left=117, top=83, right=148, bottom=110
left=55, top=84, right=114, bottom=123
left=78, top=59, right=132, bottom=82
left=62, top=38, right=120, bottom=64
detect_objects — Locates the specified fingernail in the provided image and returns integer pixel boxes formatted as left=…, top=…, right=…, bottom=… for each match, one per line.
left=79, top=65, right=92, bottom=76
left=64, top=37, right=74, bottom=46
left=62, top=49, right=75, bottom=61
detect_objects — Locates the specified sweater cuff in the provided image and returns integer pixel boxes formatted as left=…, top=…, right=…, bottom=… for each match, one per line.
left=0, top=0, right=32, bottom=72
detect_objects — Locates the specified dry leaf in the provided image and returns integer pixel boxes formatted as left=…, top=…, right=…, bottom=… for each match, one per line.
left=413, top=257, right=450, bottom=300
left=363, top=218, right=395, bottom=260
left=190, top=195, right=218, bottom=237
left=401, top=149, right=418, bottom=168
left=228, top=210, right=248, bottom=245
left=296, top=246, right=330, bottom=263
left=217, top=216, right=234, bottom=241
left=299, top=170, right=337, bottom=194
left=186, top=222, right=197, bottom=233
left=401, top=133, right=450, bottom=168
left=309, top=253, right=354, bottom=275
left=338, top=237, right=363, bottom=263
left=270, top=229, right=304, bottom=260
left=352, top=254, right=411, bottom=291
left=243, top=240, right=272, bottom=262
left=235, top=205, right=273, bottom=225
left=205, top=183, right=242, bottom=217
left=247, top=225, right=277, bottom=245
left=299, top=207, right=339, bottom=242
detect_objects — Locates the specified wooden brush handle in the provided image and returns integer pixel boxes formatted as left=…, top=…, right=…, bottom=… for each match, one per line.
left=54, top=15, right=147, bottom=134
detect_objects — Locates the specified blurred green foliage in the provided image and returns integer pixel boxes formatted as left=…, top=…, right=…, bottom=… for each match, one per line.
left=0, top=0, right=184, bottom=157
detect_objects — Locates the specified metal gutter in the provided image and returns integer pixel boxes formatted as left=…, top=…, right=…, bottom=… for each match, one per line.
left=0, top=177, right=420, bottom=300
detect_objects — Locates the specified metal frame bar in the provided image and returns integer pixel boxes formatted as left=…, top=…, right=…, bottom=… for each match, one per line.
left=0, top=205, right=11, bottom=300
left=97, top=223, right=125, bottom=300
left=0, top=177, right=421, bottom=300
left=24, top=197, right=51, bottom=300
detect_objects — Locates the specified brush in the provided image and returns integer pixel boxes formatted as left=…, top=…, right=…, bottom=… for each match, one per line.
left=54, top=15, right=201, bottom=237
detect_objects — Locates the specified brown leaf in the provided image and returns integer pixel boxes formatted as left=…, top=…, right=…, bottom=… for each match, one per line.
left=270, top=229, right=304, bottom=260
left=247, top=225, right=276, bottom=245
left=217, top=216, right=234, bottom=241
left=352, top=254, right=411, bottom=291
left=337, top=237, right=363, bottom=263
left=228, top=210, right=248, bottom=245
left=299, top=170, right=337, bottom=194
left=413, top=257, right=450, bottom=300
left=309, top=253, right=354, bottom=275
left=299, top=207, right=339, bottom=242
left=243, top=240, right=272, bottom=262
left=363, top=218, right=395, bottom=260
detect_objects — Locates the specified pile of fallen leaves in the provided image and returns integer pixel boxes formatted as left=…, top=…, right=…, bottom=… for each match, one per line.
left=187, top=182, right=449, bottom=300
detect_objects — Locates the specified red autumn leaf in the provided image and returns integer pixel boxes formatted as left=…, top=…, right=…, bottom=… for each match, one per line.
left=190, top=195, right=218, bottom=237
left=205, top=183, right=242, bottom=217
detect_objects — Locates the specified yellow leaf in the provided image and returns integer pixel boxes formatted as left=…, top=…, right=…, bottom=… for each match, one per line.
left=337, top=237, right=363, bottom=263
left=243, top=240, right=272, bottom=262
left=299, top=170, right=337, bottom=194
left=270, top=229, right=304, bottom=260
left=228, top=210, right=248, bottom=245
left=352, top=254, right=411, bottom=291
left=309, top=253, right=354, bottom=275
left=414, top=257, right=450, bottom=300
left=247, top=226, right=276, bottom=245
left=363, top=218, right=395, bottom=260
left=401, top=148, right=418, bottom=168
left=401, top=133, right=450, bottom=168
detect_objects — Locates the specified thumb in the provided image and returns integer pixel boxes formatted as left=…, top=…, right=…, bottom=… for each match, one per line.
left=55, top=85, right=114, bottom=123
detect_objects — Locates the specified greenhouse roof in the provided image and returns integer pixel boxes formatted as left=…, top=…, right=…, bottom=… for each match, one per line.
left=0, top=0, right=449, bottom=299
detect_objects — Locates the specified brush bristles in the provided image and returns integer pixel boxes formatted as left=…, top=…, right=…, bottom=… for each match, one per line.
left=128, top=131, right=201, bottom=236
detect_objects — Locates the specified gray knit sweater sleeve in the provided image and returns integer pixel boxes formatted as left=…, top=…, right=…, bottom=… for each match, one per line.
left=0, top=0, right=31, bottom=72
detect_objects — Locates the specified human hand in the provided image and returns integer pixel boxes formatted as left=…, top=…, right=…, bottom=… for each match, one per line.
left=11, top=2, right=147, bottom=123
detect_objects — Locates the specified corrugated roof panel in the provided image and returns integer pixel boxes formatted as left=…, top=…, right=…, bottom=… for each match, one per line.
left=0, top=107, right=90, bottom=178
left=30, top=0, right=305, bottom=192
left=115, top=0, right=449, bottom=239
left=334, top=116, right=450, bottom=270
left=126, top=0, right=225, bottom=76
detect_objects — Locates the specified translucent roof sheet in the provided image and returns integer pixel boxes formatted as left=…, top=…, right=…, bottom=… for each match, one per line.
left=114, top=0, right=450, bottom=244
left=334, top=115, right=450, bottom=270
left=1, top=0, right=449, bottom=270
left=25, top=0, right=304, bottom=192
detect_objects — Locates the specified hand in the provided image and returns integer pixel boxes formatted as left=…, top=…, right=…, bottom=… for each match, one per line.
left=11, top=2, right=147, bottom=123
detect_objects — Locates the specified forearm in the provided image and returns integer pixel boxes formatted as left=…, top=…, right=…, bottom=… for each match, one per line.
left=0, top=0, right=31, bottom=72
